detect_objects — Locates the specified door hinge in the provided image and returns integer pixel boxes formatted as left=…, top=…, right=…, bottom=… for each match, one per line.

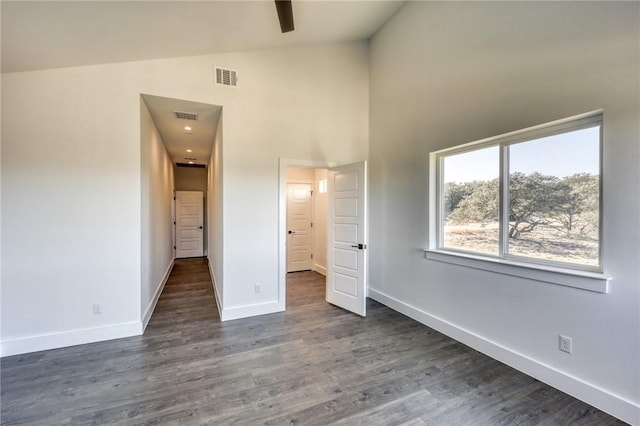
left=310, top=222, right=313, bottom=228
left=173, top=221, right=176, bottom=225
left=173, top=246, right=176, bottom=250
left=310, top=253, right=314, bottom=260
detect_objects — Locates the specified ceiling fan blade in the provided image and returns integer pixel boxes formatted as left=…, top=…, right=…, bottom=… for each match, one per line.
left=274, top=0, right=295, bottom=33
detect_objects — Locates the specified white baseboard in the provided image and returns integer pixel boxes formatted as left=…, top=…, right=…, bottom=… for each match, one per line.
left=207, top=258, right=223, bottom=319
left=221, top=300, right=282, bottom=322
left=313, top=264, right=327, bottom=276
left=368, top=288, right=639, bottom=425
left=142, top=259, right=175, bottom=331
left=0, top=321, right=142, bottom=358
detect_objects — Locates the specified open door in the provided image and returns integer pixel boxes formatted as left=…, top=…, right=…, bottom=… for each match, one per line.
left=326, top=161, right=367, bottom=316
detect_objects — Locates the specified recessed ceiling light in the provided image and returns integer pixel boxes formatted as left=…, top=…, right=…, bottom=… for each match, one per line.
left=186, top=149, right=192, bottom=153
left=184, top=126, right=192, bottom=133
left=188, top=161, right=194, bottom=164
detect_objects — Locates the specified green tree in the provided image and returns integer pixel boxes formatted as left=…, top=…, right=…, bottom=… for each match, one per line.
left=508, top=172, right=565, bottom=238
left=444, top=181, right=474, bottom=216
left=448, top=179, right=499, bottom=224
left=444, top=171, right=599, bottom=241
left=552, top=173, right=599, bottom=238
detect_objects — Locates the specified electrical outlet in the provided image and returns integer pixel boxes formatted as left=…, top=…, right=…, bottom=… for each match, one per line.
left=93, top=304, right=102, bottom=315
left=254, top=284, right=261, bottom=294
left=559, top=335, right=572, bottom=354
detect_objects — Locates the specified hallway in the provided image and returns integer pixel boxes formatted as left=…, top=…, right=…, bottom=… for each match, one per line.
left=1, top=259, right=625, bottom=425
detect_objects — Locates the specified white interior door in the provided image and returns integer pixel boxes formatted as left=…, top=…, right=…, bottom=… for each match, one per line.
left=326, top=161, right=367, bottom=317
left=287, top=183, right=313, bottom=272
left=175, top=190, right=204, bottom=258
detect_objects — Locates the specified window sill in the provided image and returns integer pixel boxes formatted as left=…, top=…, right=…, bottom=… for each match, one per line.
left=423, top=249, right=610, bottom=293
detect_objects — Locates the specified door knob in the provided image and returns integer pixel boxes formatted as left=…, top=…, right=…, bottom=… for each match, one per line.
left=288, top=230, right=295, bottom=234
left=199, top=226, right=203, bottom=229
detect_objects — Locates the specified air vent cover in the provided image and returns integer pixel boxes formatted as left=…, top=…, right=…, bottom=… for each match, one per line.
left=174, top=111, right=198, bottom=120
left=176, top=163, right=206, bottom=168
left=215, top=67, right=238, bottom=87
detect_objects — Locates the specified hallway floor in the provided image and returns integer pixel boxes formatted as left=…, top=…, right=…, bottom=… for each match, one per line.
left=0, top=258, right=626, bottom=425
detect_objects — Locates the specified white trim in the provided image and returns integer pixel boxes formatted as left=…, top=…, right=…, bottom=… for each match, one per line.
left=314, top=264, right=327, bottom=276
left=278, top=158, right=337, bottom=313
left=0, top=321, right=142, bottom=357
left=368, top=288, right=639, bottom=425
left=424, top=249, right=610, bottom=293
left=208, top=257, right=223, bottom=319
left=142, top=259, right=174, bottom=331
left=430, top=110, right=603, bottom=157
left=220, top=300, right=281, bottom=322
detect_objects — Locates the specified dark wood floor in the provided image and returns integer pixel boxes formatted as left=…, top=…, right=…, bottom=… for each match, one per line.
left=1, top=258, right=627, bottom=425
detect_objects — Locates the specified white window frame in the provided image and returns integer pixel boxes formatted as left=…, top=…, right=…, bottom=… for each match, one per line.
left=427, top=111, right=610, bottom=293
left=318, top=179, right=328, bottom=194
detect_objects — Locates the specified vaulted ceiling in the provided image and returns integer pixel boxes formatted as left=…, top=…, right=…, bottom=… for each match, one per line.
left=1, top=1, right=405, bottom=73
left=2, top=1, right=405, bottom=167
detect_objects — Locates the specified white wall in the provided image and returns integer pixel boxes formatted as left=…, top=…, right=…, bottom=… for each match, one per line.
left=208, top=114, right=224, bottom=312
left=1, top=41, right=368, bottom=353
left=218, top=44, right=369, bottom=318
left=140, top=97, right=175, bottom=328
left=2, top=42, right=368, bottom=348
left=1, top=66, right=143, bottom=355
left=368, top=2, right=639, bottom=423
left=174, top=167, right=207, bottom=192
left=0, top=59, right=3, bottom=349
left=286, top=166, right=314, bottom=181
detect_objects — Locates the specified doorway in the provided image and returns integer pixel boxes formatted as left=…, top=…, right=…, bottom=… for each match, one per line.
left=285, top=166, right=328, bottom=308
left=279, top=160, right=333, bottom=312
left=278, top=159, right=368, bottom=316
left=284, top=166, right=329, bottom=273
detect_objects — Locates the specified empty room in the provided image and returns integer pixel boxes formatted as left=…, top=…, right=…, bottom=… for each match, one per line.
left=1, top=1, right=638, bottom=424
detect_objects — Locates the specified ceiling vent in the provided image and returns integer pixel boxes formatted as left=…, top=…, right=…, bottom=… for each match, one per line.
left=176, top=163, right=206, bottom=168
left=215, top=67, right=238, bottom=87
left=174, top=111, right=198, bottom=121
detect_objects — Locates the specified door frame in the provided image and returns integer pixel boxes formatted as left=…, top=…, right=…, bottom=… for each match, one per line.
left=278, top=158, right=336, bottom=311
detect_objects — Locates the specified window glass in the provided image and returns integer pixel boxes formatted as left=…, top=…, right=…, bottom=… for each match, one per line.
left=318, top=179, right=327, bottom=193
left=507, top=127, right=600, bottom=266
left=434, top=113, right=602, bottom=271
left=443, top=146, right=499, bottom=256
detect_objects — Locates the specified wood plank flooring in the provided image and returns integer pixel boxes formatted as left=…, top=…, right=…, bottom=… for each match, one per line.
left=1, top=258, right=627, bottom=425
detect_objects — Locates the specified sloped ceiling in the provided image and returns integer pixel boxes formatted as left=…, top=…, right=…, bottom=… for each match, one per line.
left=1, top=1, right=405, bottom=73
left=2, top=1, right=404, bottom=168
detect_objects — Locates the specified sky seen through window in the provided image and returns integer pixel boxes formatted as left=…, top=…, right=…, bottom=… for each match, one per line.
left=444, top=126, right=600, bottom=183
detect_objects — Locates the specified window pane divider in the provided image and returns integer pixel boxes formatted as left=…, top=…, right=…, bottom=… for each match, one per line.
left=499, top=144, right=509, bottom=257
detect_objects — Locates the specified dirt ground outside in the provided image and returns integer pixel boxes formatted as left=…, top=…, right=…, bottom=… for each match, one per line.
left=444, top=222, right=599, bottom=266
